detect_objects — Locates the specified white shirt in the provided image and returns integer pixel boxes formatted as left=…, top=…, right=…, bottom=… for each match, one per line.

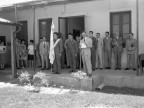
left=28, top=45, right=34, bottom=55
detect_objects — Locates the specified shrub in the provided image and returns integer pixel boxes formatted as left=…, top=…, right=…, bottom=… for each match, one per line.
left=19, top=71, right=31, bottom=85
left=33, top=72, right=48, bottom=91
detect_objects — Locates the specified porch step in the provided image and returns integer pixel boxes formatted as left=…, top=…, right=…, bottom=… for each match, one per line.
left=45, top=74, right=93, bottom=91
left=45, top=73, right=144, bottom=91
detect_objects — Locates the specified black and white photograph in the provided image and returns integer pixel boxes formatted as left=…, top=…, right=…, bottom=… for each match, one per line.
left=0, top=0, right=144, bottom=108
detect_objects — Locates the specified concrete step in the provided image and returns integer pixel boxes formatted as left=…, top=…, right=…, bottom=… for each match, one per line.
left=45, top=74, right=93, bottom=91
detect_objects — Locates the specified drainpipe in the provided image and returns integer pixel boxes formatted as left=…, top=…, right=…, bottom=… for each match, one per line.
left=136, top=0, right=139, bottom=76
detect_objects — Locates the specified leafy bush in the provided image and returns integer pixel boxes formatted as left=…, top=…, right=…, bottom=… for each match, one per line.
left=19, top=71, right=31, bottom=85
left=33, top=72, right=48, bottom=91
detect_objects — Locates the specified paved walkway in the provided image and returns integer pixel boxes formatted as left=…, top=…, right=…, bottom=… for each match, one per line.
left=0, top=67, right=141, bottom=80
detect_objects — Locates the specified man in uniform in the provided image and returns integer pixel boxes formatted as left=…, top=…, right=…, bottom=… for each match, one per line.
left=89, top=31, right=97, bottom=71
left=65, top=33, right=78, bottom=72
left=103, top=32, right=112, bottom=69
left=76, top=36, right=81, bottom=69
left=39, top=37, right=50, bottom=70
left=96, top=33, right=103, bottom=69
left=53, top=32, right=63, bottom=74
left=80, top=31, right=92, bottom=77
left=112, top=32, right=123, bottom=70
left=125, top=33, right=136, bottom=70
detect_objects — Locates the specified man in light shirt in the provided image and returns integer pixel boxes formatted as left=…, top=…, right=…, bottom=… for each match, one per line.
left=80, top=31, right=92, bottom=77
left=96, top=33, right=103, bottom=69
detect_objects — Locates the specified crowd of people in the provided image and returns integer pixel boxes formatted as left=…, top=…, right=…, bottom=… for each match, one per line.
left=14, top=31, right=137, bottom=76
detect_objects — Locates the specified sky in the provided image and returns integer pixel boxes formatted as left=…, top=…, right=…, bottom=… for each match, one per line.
left=0, top=0, right=38, bottom=7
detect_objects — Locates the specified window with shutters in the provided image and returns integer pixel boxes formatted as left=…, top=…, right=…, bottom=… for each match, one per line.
left=110, top=11, right=131, bottom=47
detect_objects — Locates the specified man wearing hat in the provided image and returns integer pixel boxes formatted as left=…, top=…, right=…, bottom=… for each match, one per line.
left=125, top=33, right=137, bottom=70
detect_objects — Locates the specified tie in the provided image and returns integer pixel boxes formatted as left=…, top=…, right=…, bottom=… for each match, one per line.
left=44, top=42, right=45, bottom=48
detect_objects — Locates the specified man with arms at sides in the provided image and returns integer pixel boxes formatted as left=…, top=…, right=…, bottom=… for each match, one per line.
left=37, top=38, right=43, bottom=67
left=103, top=31, right=112, bottom=69
left=76, top=36, right=81, bottom=69
left=39, top=37, right=50, bottom=70
left=112, top=32, right=123, bottom=70
left=80, top=31, right=92, bottom=77
left=65, top=33, right=78, bottom=72
left=125, top=33, right=136, bottom=71
left=89, top=31, right=97, bottom=71
left=64, top=38, right=70, bottom=69
left=52, top=32, right=63, bottom=74
left=96, top=33, right=103, bottom=69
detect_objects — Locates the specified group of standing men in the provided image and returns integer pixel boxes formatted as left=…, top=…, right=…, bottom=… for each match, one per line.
left=64, top=31, right=137, bottom=77
left=18, top=30, right=136, bottom=77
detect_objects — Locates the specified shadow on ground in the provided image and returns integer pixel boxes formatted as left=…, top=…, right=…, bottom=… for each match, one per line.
left=0, top=72, right=20, bottom=85
left=95, top=86, right=144, bottom=96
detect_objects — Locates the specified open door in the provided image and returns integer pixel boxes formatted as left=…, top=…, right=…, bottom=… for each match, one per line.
left=58, top=17, right=68, bottom=41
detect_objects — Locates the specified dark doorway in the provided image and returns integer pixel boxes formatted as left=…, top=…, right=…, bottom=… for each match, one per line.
left=59, top=16, right=85, bottom=40
left=110, top=11, right=131, bottom=47
left=0, top=36, right=6, bottom=45
left=16, top=21, right=28, bottom=46
left=58, top=16, right=85, bottom=68
left=39, top=18, right=52, bottom=42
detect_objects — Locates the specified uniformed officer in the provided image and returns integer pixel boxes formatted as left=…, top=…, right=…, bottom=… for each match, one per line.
left=125, top=33, right=136, bottom=70
left=65, top=33, right=78, bottom=72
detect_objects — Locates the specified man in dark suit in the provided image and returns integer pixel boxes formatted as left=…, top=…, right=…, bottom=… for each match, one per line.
left=65, top=33, right=78, bottom=72
left=53, top=32, right=63, bottom=74
left=112, top=32, right=123, bottom=70
left=89, top=31, right=97, bottom=71
left=103, top=32, right=112, bottom=69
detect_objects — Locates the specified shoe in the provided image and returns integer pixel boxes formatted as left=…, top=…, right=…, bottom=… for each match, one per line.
left=92, top=68, right=95, bottom=71
left=57, top=72, right=60, bottom=74
left=106, top=67, right=109, bottom=69
left=133, top=68, right=136, bottom=71
left=108, top=67, right=111, bottom=69
left=69, top=70, right=73, bottom=72
left=87, top=74, right=92, bottom=77
left=100, top=68, right=103, bottom=70
left=52, top=70, right=57, bottom=74
left=125, top=68, right=129, bottom=70
left=41, top=68, right=45, bottom=70
left=115, top=68, right=118, bottom=70
left=118, top=68, right=121, bottom=70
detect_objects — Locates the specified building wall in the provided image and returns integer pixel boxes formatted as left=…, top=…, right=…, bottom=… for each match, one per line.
left=0, top=0, right=144, bottom=68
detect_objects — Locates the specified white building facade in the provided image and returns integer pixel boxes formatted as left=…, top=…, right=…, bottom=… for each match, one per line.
left=0, top=0, right=144, bottom=68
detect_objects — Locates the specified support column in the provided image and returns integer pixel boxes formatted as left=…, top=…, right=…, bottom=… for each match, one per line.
left=11, top=27, right=17, bottom=78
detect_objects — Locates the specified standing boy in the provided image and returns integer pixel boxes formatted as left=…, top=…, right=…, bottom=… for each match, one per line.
left=28, top=40, right=34, bottom=68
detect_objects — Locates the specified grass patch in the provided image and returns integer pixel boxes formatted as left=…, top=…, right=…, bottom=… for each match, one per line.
left=0, top=84, right=144, bottom=108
